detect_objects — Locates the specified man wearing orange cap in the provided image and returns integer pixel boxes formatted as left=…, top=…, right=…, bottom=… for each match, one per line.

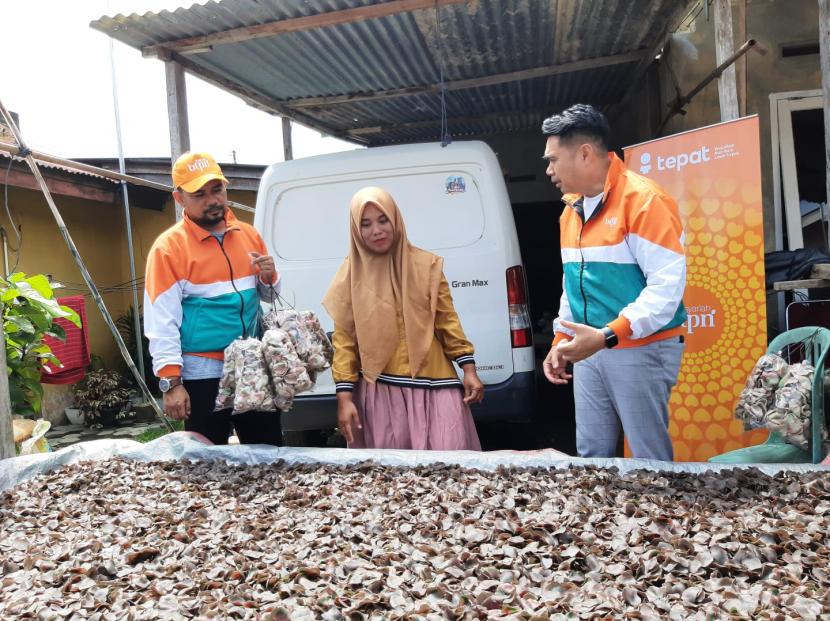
left=143, top=152, right=283, bottom=445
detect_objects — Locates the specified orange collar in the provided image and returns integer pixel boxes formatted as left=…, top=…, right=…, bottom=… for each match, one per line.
left=562, top=152, right=626, bottom=207
left=182, top=207, right=241, bottom=241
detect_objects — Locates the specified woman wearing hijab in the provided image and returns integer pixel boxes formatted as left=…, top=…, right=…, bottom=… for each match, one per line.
left=322, top=187, right=483, bottom=450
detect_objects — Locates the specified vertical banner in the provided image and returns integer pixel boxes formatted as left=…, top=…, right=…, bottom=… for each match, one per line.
left=624, top=116, right=767, bottom=462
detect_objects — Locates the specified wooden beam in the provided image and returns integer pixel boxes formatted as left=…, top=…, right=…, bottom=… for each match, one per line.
left=142, top=0, right=467, bottom=57
left=165, top=60, right=190, bottom=221
left=3, top=168, right=117, bottom=203
left=165, top=61, right=190, bottom=160
left=0, top=315, right=14, bottom=459
left=343, top=106, right=583, bottom=137
left=734, top=0, right=747, bottom=116
left=282, top=117, right=293, bottom=161
left=773, top=278, right=830, bottom=291
left=714, top=0, right=740, bottom=121
left=820, top=0, right=830, bottom=248
left=287, top=51, right=645, bottom=109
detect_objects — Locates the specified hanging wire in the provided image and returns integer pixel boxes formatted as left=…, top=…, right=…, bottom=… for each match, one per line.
left=433, top=0, right=452, bottom=147
left=0, top=97, right=174, bottom=432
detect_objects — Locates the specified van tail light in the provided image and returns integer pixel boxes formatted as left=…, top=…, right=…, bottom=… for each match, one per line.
left=506, top=265, right=532, bottom=348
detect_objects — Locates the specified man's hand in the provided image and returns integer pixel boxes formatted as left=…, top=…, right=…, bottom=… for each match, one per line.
left=461, top=364, right=484, bottom=405
left=163, top=384, right=190, bottom=420
left=336, top=393, right=362, bottom=445
left=542, top=344, right=572, bottom=384
left=555, top=319, right=606, bottom=363
left=249, top=251, right=279, bottom=285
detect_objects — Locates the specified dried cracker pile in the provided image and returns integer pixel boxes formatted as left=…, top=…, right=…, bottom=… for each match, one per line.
left=2, top=460, right=830, bottom=620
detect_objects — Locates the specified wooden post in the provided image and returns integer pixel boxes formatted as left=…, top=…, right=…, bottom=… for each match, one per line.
left=734, top=0, right=747, bottom=117
left=0, top=305, right=15, bottom=459
left=282, top=117, right=293, bottom=161
left=714, top=0, right=740, bottom=121
left=165, top=60, right=191, bottom=220
left=820, top=0, right=830, bottom=245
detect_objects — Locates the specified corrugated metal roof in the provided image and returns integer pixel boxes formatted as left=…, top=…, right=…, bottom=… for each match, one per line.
left=0, top=150, right=118, bottom=184
left=91, top=0, right=693, bottom=145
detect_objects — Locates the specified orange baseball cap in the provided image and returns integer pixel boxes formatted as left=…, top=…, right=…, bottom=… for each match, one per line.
left=172, top=152, right=229, bottom=193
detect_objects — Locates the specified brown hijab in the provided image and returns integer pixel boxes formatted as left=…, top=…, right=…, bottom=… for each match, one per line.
left=322, top=187, right=443, bottom=382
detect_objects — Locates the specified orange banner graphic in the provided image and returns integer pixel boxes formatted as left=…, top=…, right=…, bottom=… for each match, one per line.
left=624, top=116, right=768, bottom=461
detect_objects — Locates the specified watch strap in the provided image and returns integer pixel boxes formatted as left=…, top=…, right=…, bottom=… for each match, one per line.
left=601, top=326, right=618, bottom=349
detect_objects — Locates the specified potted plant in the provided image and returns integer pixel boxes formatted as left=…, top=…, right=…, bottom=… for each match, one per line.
left=73, top=369, right=132, bottom=428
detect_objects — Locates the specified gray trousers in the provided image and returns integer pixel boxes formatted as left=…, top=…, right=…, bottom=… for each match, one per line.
left=573, top=337, right=684, bottom=461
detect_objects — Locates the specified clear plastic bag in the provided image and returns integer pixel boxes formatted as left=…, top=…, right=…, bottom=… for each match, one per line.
left=734, top=353, right=789, bottom=431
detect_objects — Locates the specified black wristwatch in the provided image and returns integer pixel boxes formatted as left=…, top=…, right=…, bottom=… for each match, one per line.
left=159, top=376, right=183, bottom=393
left=601, top=326, right=618, bottom=349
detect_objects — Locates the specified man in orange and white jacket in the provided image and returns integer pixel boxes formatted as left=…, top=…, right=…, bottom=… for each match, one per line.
left=144, top=152, right=282, bottom=446
left=541, top=105, right=686, bottom=461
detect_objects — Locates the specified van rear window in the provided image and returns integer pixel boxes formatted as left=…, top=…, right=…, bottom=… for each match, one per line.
left=266, top=171, right=485, bottom=261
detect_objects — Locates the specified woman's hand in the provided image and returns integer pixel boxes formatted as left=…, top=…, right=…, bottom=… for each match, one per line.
left=461, top=364, right=484, bottom=405
left=336, top=392, right=362, bottom=445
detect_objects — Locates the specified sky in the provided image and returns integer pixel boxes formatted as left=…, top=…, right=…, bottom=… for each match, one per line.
left=1, top=0, right=357, bottom=165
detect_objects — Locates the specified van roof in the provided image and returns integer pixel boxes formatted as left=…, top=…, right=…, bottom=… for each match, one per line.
left=261, top=140, right=499, bottom=184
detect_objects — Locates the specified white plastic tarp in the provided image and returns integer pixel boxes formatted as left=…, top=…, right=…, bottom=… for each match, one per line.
left=2, top=432, right=827, bottom=492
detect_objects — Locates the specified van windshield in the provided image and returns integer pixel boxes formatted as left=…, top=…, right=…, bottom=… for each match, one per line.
left=266, top=171, right=485, bottom=261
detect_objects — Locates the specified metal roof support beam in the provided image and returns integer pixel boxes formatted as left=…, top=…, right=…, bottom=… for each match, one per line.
left=714, top=0, right=739, bottom=122
left=142, top=0, right=467, bottom=57
left=287, top=51, right=646, bottom=109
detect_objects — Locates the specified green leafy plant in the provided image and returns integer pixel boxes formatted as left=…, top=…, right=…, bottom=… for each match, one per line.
left=2, top=272, right=80, bottom=417
left=73, top=369, right=132, bottom=426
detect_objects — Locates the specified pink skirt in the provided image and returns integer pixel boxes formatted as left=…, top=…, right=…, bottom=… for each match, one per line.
left=350, top=380, right=482, bottom=451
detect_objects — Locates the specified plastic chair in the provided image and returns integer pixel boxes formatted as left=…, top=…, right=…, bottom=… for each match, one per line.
left=709, top=326, right=829, bottom=464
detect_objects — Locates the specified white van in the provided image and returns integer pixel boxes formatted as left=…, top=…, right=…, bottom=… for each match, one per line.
left=254, top=140, right=535, bottom=431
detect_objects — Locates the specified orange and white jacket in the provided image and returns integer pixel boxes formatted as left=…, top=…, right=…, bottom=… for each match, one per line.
left=553, top=153, right=687, bottom=348
left=144, top=209, right=279, bottom=378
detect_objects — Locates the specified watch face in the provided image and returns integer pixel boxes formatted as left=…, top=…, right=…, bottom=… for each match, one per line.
left=159, top=378, right=170, bottom=392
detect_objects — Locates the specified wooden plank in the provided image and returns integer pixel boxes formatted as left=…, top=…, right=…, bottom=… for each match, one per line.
left=344, top=106, right=578, bottom=136
left=0, top=307, right=14, bottom=460
left=774, top=278, right=830, bottom=291
left=142, top=0, right=467, bottom=57
left=3, top=168, right=117, bottom=203
left=714, top=0, right=739, bottom=121
left=165, top=61, right=190, bottom=221
left=734, top=0, right=747, bottom=117
left=288, top=51, right=645, bottom=109
left=811, top=264, right=830, bottom=279
left=820, top=0, right=830, bottom=249
left=165, top=61, right=190, bottom=163
left=282, top=117, right=293, bottom=161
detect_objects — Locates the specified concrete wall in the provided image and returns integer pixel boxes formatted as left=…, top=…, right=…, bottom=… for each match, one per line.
left=659, top=0, right=822, bottom=249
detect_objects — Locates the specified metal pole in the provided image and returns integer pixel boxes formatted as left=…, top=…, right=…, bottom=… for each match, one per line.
left=0, top=96, right=174, bottom=432
left=658, top=38, right=765, bottom=134
left=110, top=36, right=145, bottom=382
